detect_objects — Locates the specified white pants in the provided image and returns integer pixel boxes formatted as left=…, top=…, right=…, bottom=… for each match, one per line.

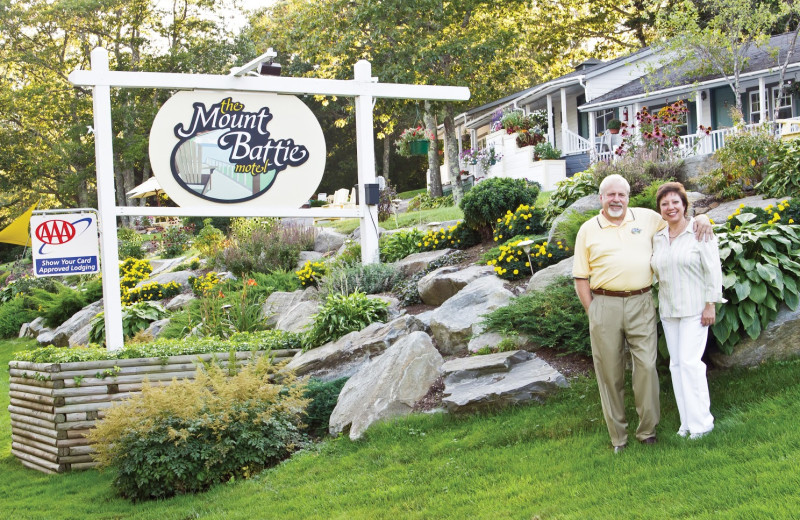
left=661, top=315, right=714, bottom=436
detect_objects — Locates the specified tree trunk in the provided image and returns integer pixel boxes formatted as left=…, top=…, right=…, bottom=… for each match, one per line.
left=382, top=134, right=391, bottom=184
left=443, top=103, right=463, bottom=204
left=424, top=101, right=442, bottom=197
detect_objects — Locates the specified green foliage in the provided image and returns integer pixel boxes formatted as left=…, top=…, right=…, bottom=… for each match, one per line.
left=0, top=276, right=59, bottom=303
left=417, top=221, right=481, bottom=251
left=532, top=141, right=561, bottom=160
left=407, top=192, right=454, bottom=211
left=757, top=138, right=800, bottom=198
left=718, top=200, right=798, bottom=229
left=332, top=240, right=362, bottom=268
left=550, top=210, right=600, bottom=250
left=303, top=377, right=348, bottom=438
left=542, top=170, right=599, bottom=226
left=117, top=227, right=146, bottom=260
left=87, top=357, right=308, bottom=501
left=89, top=302, right=167, bottom=345
left=392, top=251, right=467, bottom=306
left=189, top=272, right=222, bottom=297
left=321, top=263, right=401, bottom=297
left=193, top=219, right=226, bottom=259
left=304, top=291, right=389, bottom=349
left=120, top=258, right=152, bottom=290
left=629, top=179, right=667, bottom=212
left=14, top=330, right=303, bottom=364
left=594, top=154, right=682, bottom=198
left=296, top=260, right=327, bottom=288
left=459, top=178, right=540, bottom=235
left=711, top=214, right=800, bottom=354
left=492, top=203, right=547, bottom=243
left=378, top=183, right=398, bottom=222
left=0, top=297, right=36, bottom=338
left=216, top=223, right=315, bottom=276
left=229, top=217, right=277, bottom=243
left=482, top=277, right=590, bottom=355
left=485, top=237, right=571, bottom=280
left=702, top=127, right=781, bottom=200
left=250, top=270, right=301, bottom=295
left=380, top=229, right=426, bottom=262
left=158, top=225, right=194, bottom=258
left=31, top=284, right=87, bottom=328
left=194, top=280, right=267, bottom=339
left=121, top=281, right=182, bottom=305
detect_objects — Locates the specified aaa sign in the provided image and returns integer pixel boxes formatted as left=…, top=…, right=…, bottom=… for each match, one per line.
left=31, top=213, right=100, bottom=277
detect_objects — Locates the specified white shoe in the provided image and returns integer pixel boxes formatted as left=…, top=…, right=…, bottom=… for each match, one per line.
left=677, top=429, right=689, bottom=438
left=689, top=429, right=712, bottom=440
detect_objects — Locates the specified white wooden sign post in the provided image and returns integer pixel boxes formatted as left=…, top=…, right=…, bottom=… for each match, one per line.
left=69, top=48, right=469, bottom=351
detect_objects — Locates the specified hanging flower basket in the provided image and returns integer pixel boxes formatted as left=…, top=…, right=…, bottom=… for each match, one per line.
left=396, top=126, right=435, bottom=157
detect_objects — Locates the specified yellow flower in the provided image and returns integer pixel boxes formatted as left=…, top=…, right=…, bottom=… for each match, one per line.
left=789, top=219, right=795, bottom=224
left=525, top=262, right=530, bottom=267
left=513, top=269, right=519, bottom=275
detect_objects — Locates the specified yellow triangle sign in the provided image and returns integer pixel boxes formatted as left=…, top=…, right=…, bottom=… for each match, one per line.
left=0, top=202, right=38, bottom=246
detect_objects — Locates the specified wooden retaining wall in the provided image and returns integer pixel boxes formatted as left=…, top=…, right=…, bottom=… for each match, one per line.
left=8, top=349, right=299, bottom=474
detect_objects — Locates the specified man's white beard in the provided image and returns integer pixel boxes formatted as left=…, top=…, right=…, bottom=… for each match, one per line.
left=607, top=206, right=624, bottom=218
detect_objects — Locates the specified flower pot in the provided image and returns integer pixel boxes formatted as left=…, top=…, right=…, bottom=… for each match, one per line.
left=409, top=139, right=429, bottom=156
left=609, top=128, right=620, bottom=135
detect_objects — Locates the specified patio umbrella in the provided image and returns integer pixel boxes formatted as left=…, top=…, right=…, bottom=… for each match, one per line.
left=0, top=202, right=37, bottom=246
left=126, top=177, right=162, bottom=199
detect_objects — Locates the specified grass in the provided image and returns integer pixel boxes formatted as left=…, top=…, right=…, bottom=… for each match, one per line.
left=396, top=188, right=426, bottom=199
left=2, top=337, right=800, bottom=518
left=321, top=206, right=464, bottom=235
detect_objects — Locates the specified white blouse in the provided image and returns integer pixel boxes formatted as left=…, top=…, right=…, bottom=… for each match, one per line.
left=651, top=217, right=725, bottom=318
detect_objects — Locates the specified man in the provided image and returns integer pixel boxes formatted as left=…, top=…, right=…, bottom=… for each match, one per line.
left=573, top=174, right=711, bottom=453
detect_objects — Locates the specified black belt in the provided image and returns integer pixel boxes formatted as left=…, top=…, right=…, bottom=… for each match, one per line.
left=591, top=287, right=651, bottom=297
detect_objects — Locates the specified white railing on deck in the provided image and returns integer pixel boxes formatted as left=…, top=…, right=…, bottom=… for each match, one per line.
left=562, top=129, right=592, bottom=155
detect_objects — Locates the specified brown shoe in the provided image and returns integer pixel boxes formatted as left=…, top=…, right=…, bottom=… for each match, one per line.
left=640, top=436, right=657, bottom=445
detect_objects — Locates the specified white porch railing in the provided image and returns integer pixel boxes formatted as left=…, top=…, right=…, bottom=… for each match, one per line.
left=562, top=129, right=593, bottom=155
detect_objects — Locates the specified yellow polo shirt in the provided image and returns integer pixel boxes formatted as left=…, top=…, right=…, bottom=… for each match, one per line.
left=573, top=208, right=665, bottom=291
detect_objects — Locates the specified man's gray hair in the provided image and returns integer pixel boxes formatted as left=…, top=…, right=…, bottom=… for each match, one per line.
left=598, top=174, right=630, bottom=196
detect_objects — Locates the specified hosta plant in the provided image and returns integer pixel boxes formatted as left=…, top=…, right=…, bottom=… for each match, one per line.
left=303, top=291, right=389, bottom=350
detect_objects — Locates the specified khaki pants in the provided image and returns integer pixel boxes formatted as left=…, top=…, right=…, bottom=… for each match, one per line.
left=588, top=292, right=660, bottom=447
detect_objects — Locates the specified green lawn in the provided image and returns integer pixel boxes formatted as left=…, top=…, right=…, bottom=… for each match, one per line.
left=2, top=337, right=800, bottom=519
left=321, top=205, right=464, bottom=235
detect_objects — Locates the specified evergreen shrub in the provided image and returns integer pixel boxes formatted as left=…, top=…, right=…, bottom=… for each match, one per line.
left=303, top=377, right=348, bottom=438
left=459, top=177, right=540, bottom=236
left=320, top=263, right=400, bottom=297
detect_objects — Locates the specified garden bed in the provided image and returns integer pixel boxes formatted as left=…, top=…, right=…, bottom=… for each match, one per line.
left=8, top=348, right=298, bottom=474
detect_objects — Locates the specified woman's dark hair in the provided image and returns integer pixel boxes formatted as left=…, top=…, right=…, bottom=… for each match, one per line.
left=656, top=182, right=689, bottom=216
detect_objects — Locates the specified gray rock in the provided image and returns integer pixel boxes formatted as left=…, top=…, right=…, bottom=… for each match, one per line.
left=140, top=270, right=193, bottom=289
left=314, top=228, right=346, bottom=253
left=67, top=322, right=93, bottom=347
left=165, top=293, right=196, bottom=311
left=441, top=350, right=568, bottom=413
left=297, top=250, right=324, bottom=270
left=149, top=256, right=188, bottom=275
left=144, top=318, right=171, bottom=339
left=467, top=332, right=528, bottom=353
left=394, top=249, right=455, bottom=277
left=18, top=322, right=31, bottom=339
left=709, top=305, right=800, bottom=368
left=24, top=317, right=50, bottom=338
left=38, top=300, right=103, bottom=347
left=705, top=195, right=782, bottom=224
left=429, top=277, right=514, bottom=356
left=414, top=310, right=434, bottom=331
left=526, top=257, right=574, bottom=293
left=548, top=194, right=602, bottom=244
left=682, top=154, right=720, bottom=186
left=274, top=301, right=321, bottom=333
left=418, top=265, right=495, bottom=306
left=350, top=225, right=386, bottom=240
left=217, top=271, right=237, bottom=281
left=685, top=191, right=706, bottom=216
left=285, top=315, right=426, bottom=381
left=262, top=288, right=319, bottom=327
left=329, top=331, right=443, bottom=440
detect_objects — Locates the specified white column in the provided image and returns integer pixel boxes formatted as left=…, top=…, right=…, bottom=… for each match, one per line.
left=546, top=94, right=554, bottom=145
left=588, top=111, right=597, bottom=154
left=90, top=49, right=124, bottom=351
left=560, top=88, right=568, bottom=150
left=759, top=77, right=767, bottom=123
left=470, top=129, right=477, bottom=149
left=354, top=60, right=380, bottom=265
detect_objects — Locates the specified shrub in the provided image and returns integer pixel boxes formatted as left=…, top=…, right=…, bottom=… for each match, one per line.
left=159, top=225, right=194, bottom=258
left=594, top=155, right=682, bottom=198
left=296, top=260, right=327, bottom=288
left=193, top=219, right=226, bottom=259
left=407, top=193, right=454, bottom=211
left=87, top=357, right=308, bottom=501
left=532, top=141, right=561, bottom=160
left=380, top=229, right=426, bottom=262
left=31, top=284, right=88, bottom=328
left=485, top=237, right=571, bottom=280
left=719, top=200, right=797, bottom=228
left=118, top=227, right=145, bottom=260
left=481, top=276, right=590, bottom=356
left=710, top=212, right=800, bottom=354
left=320, top=263, right=400, bottom=297
left=229, top=217, right=277, bottom=243
left=378, top=183, right=398, bottom=222
left=250, top=270, right=301, bottom=295
left=122, top=281, right=182, bottom=305
left=0, top=275, right=59, bottom=303
left=304, top=291, right=389, bottom=349
left=392, top=251, right=467, bottom=306
left=303, top=377, right=348, bottom=438
left=120, top=258, right=152, bottom=290
left=758, top=138, right=800, bottom=198
left=89, top=301, right=168, bottom=344
left=331, top=240, right=362, bottom=268
left=550, top=210, right=599, bottom=250
left=542, top=170, right=599, bottom=226
left=492, top=204, right=547, bottom=243
left=459, top=177, right=540, bottom=237
left=702, top=126, right=781, bottom=200
left=417, top=221, right=481, bottom=251
left=189, top=272, right=222, bottom=296
left=0, top=297, right=37, bottom=338
left=216, top=224, right=315, bottom=276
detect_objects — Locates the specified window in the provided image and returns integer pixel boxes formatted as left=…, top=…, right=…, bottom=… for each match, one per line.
left=595, top=109, right=615, bottom=133
left=772, top=85, right=793, bottom=119
left=749, top=91, right=762, bottom=124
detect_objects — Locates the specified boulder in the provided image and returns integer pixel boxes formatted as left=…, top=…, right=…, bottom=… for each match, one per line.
left=261, top=288, right=318, bottom=326
left=22, top=317, right=50, bottom=339
left=526, top=257, right=574, bottom=293
left=418, top=265, right=495, bottom=306
left=685, top=191, right=706, bottom=216
left=285, top=314, right=425, bottom=381
left=141, top=270, right=193, bottom=289
left=37, top=300, right=103, bottom=347
left=429, top=277, right=514, bottom=356
left=329, top=331, right=443, bottom=440
left=705, top=195, right=781, bottom=224
left=68, top=323, right=92, bottom=347
left=315, top=228, right=347, bottom=253
left=144, top=318, right=171, bottom=339
left=681, top=154, right=720, bottom=186
left=413, top=310, right=434, bottom=331
left=297, top=251, right=324, bottom=270
left=467, top=331, right=528, bottom=354
left=165, top=293, right=196, bottom=311
left=149, top=256, right=188, bottom=275
left=274, top=301, right=321, bottom=333
left=548, top=194, right=602, bottom=244
left=709, top=306, right=800, bottom=368
left=441, top=350, right=568, bottom=413
left=394, top=249, right=455, bottom=277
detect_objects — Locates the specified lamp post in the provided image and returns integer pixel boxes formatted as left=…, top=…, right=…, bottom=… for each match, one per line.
left=516, top=239, right=535, bottom=276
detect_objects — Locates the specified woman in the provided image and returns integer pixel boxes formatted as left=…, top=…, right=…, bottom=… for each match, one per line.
left=651, top=182, right=724, bottom=439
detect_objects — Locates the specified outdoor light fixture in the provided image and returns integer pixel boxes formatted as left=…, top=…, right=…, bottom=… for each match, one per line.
left=259, top=61, right=282, bottom=76
left=701, top=91, right=707, bottom=101
left=516, top=239, right=535, bottom=276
